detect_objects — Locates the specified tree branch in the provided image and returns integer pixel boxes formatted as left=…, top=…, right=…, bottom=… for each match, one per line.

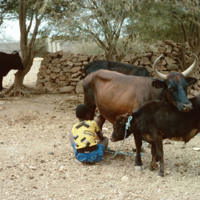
left=172, top=12, right=188, bottom=43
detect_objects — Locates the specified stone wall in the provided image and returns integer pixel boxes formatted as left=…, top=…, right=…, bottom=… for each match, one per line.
left=36, top=51, right=104, bottom=93
left=36, top=40, right=200, bottom=96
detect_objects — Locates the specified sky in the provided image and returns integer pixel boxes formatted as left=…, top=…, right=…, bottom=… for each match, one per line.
left=0, top=20, right=20, bottom=42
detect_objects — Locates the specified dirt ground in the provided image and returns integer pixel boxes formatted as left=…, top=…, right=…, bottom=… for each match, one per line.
left=0, top=59, right=200, bottom=200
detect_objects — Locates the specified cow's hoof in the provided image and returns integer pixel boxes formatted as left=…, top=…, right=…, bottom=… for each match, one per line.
left=150, top=163, right=158, bottom=171
left=135, top=166, right=143, bottom=171
left=158, top=172, right=164, bottom=177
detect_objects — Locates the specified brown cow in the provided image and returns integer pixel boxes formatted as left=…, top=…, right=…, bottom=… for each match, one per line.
left=83, top=55, right=198, bottom=129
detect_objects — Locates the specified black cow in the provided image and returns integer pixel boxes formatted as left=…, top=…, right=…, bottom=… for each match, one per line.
left=84, top=60, right=150, bottom=77
left=0, top=51, right=24, bottom=91
left=111, top=95, right=200, bottom=176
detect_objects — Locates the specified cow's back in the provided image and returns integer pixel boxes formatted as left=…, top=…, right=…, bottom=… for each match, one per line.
left=84, top=60, right=108, bottom=76
left=84, top=60, right=150, bottom=77
left=133, top=96, right=200, bottom=140
left=83, top=69, right=162, bottom=123
left=107, top=61, right=150, bottom=76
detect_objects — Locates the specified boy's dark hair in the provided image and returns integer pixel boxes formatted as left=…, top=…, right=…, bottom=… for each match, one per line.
left=76, top=104, right=90, bottom=119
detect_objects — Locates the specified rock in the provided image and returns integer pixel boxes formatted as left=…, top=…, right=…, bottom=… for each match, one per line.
left=165, top=56, right=176, bottom=65
left=121, top=175, right=129, bottom=182
left=27, top=175, right=34, bottom=179
left=74, top=62, right=82, bottom=66
left=165, top=168, right=171, bottom=176
left=135, top=166, right=143, bottom=172
left=124, top=55, right=131, bottom=62
left=165, top=45, right=172, bottom=54
left=63, top=66, right=71, bottom=73
left=75, top=80, right=83, bottom=94
left=165, top=40, right=177, bottom=47
left=158, top=47, right=166, bottom=54
left=59, top=86, right=75, bottom=93
left=59, top=165, right=65, bottom=172
left=71, top=71, right=82, bottom=78
left=29, top=166, right=37, bottom=170
left=52, top=67, right=61, bottom=73
left=70, top=66, right=81, bottom=73
left=167, top=64, right=179, bottom=70
left=140, top=57, right=150, bottom=65
left=66, top=61, right=73, bottom=67
left=78, top=55, right=89, bottom=62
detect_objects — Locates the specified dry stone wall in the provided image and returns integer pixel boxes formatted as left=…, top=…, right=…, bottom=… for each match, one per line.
left=36, top=40, right=200, bottom=96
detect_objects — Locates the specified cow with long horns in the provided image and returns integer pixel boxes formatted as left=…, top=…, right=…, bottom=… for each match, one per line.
left=83, top=54, right=198, bottom=130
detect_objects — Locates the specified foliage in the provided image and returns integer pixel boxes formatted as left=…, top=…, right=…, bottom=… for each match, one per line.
left=53, top=0, right=136, bottom=60
left=127, top=1, right=179, bottom=42
left=51, top=0, right=199, bottom=60
left=127, top=0, right=198, bottom=43
left=71, top=41, right=104, bottom=55
left=171, top=0, right=200, bottom=53
left=1, top=0, right=199, bottom=61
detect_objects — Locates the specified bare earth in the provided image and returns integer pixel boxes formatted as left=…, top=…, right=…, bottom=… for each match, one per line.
left=0, top=59, right=200, bottom=200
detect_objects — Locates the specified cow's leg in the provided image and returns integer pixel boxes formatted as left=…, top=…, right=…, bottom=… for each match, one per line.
left=0, top=76, right=3, bottom=91
left=133, top=133, right=143, bottom=168
left=154, top=139, right=164, bottom=177
left=150, top=143, right=158, bottom=171
left=84, top=93, right=96, bottom=120
left=88, top=105, right=96, bottom=120
left=96, top=114, right=105, bottom=130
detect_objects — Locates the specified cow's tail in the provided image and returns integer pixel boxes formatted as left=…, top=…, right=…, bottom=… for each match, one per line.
left=82, top=78, right=96, bottom=120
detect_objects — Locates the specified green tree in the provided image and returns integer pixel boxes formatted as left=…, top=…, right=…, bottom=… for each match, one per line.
left=1, top=0, right=69, bottom=96
left=0, top=0, right=18, bottom=27
left=128, top=0, right=199, bottom=51
left=171, top=0, right=200, bottom=53
left=55, top=0, right=138, bottom=61
left=55, top=0, right=199, bottom=60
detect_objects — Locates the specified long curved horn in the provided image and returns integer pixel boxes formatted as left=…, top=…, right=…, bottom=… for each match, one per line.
left=182, top=53, right=198, bottom=77
left=153, top=54, right=167, bottom=80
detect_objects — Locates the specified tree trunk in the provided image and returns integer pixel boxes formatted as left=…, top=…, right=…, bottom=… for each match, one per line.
left=14, top=56, right=34, bottom=89
left=13, top=70, right=26, bottom=90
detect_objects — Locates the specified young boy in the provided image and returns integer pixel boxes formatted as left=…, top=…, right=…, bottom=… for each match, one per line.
left=70, top=104, right=108, bottom=163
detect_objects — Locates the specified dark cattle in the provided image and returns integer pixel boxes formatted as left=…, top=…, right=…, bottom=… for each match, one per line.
left=83, top=55, right=197, bottom=130
left=0, top=51, right=24, bottom=91
left=111, top=95, right=200, bottom=176
left=84, top=60, right=150, bottom=77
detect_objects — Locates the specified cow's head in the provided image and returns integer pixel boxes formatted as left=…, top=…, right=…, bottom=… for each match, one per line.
left=152, top=54, right=198, bottom=112
left=12, top=51, right=24, bottom=70
left=111, top=115, right=132, bottom=142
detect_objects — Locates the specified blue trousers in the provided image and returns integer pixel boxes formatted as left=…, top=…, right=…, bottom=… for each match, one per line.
left=72, top=143, right=105, bottom=163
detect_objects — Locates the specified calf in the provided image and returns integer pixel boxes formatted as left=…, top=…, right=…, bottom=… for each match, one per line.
left=0, top=51, right=24, bottom=91
left=111, top=95, right=200, bottom=176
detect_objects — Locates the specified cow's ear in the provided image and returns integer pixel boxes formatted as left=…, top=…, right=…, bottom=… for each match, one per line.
left=152, top=78, right=167, bottom=88
left=12, top=50, right=18, bottom=54
left=185, top=77, right=197, bottom=85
